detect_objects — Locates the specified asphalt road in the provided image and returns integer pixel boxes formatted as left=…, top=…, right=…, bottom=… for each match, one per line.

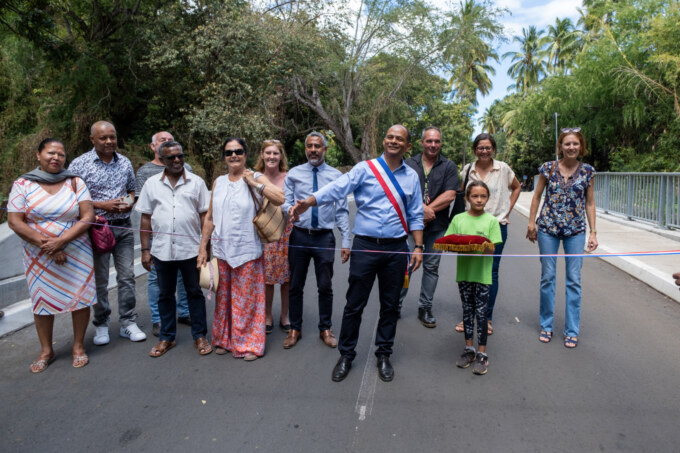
left=2, top=211, right=680, bottom=452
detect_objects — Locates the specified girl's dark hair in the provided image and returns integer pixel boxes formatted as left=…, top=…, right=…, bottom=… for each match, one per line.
left=221, top=137, right=247, bottom=156
left=471, top=133, right=496, bottom=151
left=38, top=138, right=65, bottom=153
left=465, top=180, right=490, bottom=198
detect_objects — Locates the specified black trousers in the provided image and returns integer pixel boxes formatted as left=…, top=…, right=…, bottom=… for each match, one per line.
left=153, top=256, right=207, bottom=342
left=288, top=228, right=335, bottom=332
left=338, top=236, right=408, bottom=360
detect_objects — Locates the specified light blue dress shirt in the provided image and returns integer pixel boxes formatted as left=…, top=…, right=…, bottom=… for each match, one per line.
left=283, top=162, right=351, bottom=249
left=314, top=154, right=424, bottom=238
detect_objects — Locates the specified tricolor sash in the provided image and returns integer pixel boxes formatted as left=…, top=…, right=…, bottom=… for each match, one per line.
left=366, top=156, right=409, bottom=234
left=366, top=156, right=411, bottom=288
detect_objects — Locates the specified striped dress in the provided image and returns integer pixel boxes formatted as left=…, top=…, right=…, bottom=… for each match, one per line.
left=8, top=178, right=97, bottom=315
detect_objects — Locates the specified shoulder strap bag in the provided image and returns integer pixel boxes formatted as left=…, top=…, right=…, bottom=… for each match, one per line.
left=449, top=163, right=473, bottom=223
left=71, top=178, right=116, bottom=255
left=247, top=183, right=286, bottom=244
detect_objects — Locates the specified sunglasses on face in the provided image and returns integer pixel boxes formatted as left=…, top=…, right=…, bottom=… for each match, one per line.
left=162, top=153, right=185, bottom=161
left=561, top=127, right=581, bottom=133
left=223, top=149, right=245, bottom=157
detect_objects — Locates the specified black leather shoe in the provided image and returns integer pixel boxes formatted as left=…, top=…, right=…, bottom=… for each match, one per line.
left=332, top=356, right=352, bottom=382
left=377, top=355, right=394, bottom=382
left=177, top=316, right=191, bottom=326
left=417, top=307, right=437, bottom=328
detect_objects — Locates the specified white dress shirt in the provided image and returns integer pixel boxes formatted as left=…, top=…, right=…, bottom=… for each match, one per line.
left=135, top=171, right=210, bottom=261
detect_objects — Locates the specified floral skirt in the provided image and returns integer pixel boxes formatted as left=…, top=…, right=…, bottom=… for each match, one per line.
left=263, top=220, right=293, bottom=285
left=212, top=257, right=265, bottom=357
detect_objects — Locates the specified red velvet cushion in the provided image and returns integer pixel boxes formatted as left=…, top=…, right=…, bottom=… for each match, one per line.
left=433, top=234, right=491, bottom=253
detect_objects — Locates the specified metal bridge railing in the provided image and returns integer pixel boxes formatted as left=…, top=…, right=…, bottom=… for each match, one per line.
left=593, top=172, right=680, bottom=229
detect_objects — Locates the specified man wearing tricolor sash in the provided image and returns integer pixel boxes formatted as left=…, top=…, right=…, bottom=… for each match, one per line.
left=292, top=125, right=424, bottom=383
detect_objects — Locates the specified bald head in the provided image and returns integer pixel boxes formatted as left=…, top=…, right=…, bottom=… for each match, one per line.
left=89, top=121, right=117, bottom=158
left=90, top=121, right=116, bottom=136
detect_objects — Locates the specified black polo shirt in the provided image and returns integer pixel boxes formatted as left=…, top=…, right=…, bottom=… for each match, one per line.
left=405, top=153, right=459, bottom=232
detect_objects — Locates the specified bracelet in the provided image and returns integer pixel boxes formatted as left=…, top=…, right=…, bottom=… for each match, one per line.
left=590, top=230, right=597, bottom=234
left=256, top=183, right=265, bottom=195
left=141, top=248, right=150, bottom=251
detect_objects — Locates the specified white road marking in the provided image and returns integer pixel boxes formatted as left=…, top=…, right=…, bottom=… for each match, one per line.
left=354, top=315, right=380, bottom=421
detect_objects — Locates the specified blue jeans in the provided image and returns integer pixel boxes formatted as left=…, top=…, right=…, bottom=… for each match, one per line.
left=537, top=230, right=586, bottom=337
left=399, top=228, right=445, bottom=310
left=487, top=223, right=508, bottom=320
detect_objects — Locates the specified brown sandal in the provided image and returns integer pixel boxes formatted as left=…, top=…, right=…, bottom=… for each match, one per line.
left=149, top=340, right=176, bottom=358
left=194, top=337, right=213, bottom=355
left=215, top=346, right=228, bottom=355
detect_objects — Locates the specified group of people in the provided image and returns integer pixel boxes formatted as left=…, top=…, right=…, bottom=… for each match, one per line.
left=7, top=120, right=599, bottom=380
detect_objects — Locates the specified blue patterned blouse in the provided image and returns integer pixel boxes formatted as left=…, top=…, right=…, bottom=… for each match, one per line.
left=537, top=161, right=595, bottom=237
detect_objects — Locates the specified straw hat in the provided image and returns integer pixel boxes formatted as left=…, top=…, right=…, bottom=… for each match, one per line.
left=199, top=257, right=219, bottom=293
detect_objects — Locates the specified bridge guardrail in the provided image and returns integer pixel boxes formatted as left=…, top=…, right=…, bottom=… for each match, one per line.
left=594, top=172, right=680, bottom=229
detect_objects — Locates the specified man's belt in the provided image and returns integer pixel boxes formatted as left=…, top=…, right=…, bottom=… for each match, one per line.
left=108, top=218, right=131, bottom=226
left=294, top=226, right=332, bottom=235
left=355, top=235, right=408, bottom=245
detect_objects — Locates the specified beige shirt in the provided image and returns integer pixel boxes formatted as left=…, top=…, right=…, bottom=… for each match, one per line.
left=461, top=160, right=516, bottom=225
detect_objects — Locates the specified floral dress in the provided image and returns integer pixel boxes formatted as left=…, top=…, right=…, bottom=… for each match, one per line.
left=263, top=219, right=293, bottom=285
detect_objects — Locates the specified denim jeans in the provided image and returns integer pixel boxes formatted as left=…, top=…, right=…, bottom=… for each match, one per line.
left=487, top=223, right=508, bottom=320
left=148, top=264, right=190, bottom=324
left=399, top=228, right=445, bottom=310
left=92, top=219, right=137, bottom=328
left=152, top=256, right=207, bottom=342
left=537, top=230, right=586, bottom=337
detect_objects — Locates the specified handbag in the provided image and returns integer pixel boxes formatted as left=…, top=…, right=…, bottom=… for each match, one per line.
left=449, top=163, right=473, bottom=222
left=199, top=257, right=219, bottom=295
left=71, top=178, right=116, bottom=254
left=247, top=184, right=286, bottom=244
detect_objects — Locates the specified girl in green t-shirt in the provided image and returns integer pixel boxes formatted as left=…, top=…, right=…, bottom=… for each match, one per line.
left=446, top=181, right=502, bottom=375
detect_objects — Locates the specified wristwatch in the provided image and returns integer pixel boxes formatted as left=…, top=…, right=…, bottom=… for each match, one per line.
left=256, top=183, right=265, bottom=195
left=414, top=244, right=424, bottom=250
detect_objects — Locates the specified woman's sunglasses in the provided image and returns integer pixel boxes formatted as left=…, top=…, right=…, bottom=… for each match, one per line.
left=223, top=149, right=245, bottom=157
left=560, top=127, right=581, bottom=134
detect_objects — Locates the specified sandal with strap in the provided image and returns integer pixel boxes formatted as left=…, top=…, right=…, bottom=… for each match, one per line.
left=72, top=354, right=89, bottom=368
left=149, top=340, right=176, bottom=358
left=30, top=355, right=55, bottom=374
left=564, top=336, right=579, bottom=348
left=539, top=331, right=553, bottom=343
left=194, top=337, right=213, bottom=355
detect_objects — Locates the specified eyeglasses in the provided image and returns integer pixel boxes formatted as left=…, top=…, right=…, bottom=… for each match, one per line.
left=162, top=153, right=185, bottom=161
left=476, top=146, right=494, bottom=151
left=561, top=127, right=581, bottom=134
left=223, top=149, right=245, bottom=157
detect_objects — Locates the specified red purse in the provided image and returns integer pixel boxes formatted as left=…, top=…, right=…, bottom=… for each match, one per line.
left=70, top=178, right=116, bottom=254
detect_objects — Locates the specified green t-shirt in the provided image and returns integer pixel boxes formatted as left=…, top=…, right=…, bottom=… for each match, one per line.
left=445, top=212, right=503, bottom=285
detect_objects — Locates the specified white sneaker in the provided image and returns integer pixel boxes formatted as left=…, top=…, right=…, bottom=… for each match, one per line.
left=93, top=326, right=110, bottom=345
left=120, top=323, right=147, bottom=342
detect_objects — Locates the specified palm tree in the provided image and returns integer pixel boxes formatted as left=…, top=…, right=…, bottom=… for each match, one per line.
left=441, top=0, right=504, bottom=105
left=541, top=18, right=583, bottom=74
left=503, top=26, right=547, bottom=94
left=479, top=101, right=502, bottom=134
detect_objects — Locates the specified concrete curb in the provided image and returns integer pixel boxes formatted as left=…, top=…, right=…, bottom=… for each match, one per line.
left=513, top=202, right=680, bottom=303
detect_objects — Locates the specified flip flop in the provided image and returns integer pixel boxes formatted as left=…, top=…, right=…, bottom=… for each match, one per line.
left=149, top=340, right=176, bottom=358
left=30, top=355, right=55, bottom=374
left=72, top=354, right=89, bottom=368
left=564, top=336, right=579, bottom=349
left=539, top=331, right=553, bottom=343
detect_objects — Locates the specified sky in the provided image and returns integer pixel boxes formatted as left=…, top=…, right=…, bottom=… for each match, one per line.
left=454, top=0, right=584, bottom=132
